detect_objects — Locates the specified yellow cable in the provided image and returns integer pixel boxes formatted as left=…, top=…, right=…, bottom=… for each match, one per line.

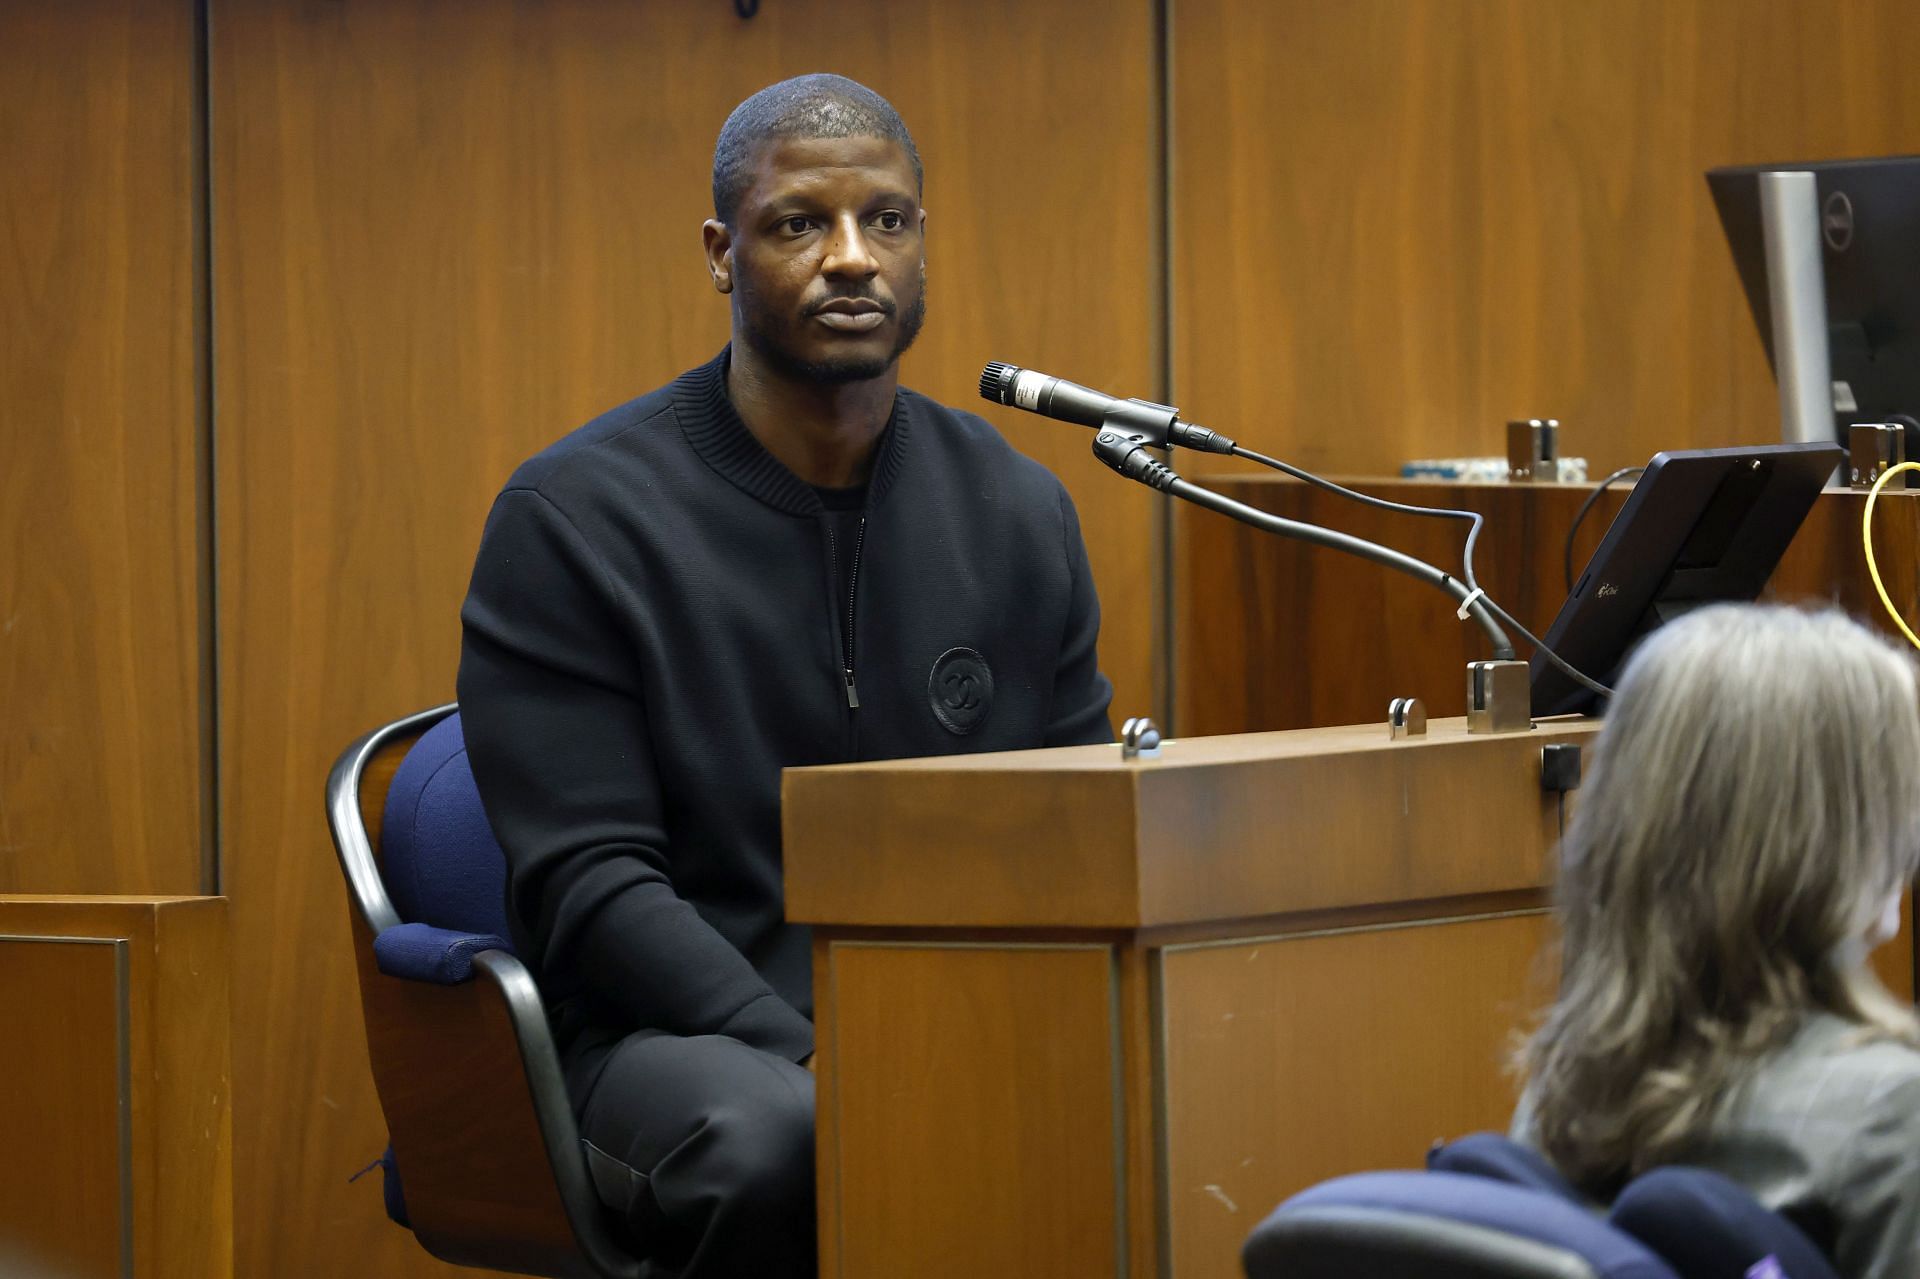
left=1863, top=460, right=1920, bottom=652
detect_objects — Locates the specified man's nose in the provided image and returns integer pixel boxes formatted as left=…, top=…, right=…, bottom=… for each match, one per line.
left=821, top=214, right=879, bottom=279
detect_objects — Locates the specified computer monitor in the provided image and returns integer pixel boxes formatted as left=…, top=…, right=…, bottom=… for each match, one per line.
left=1529, top=442, right=1842, bottom=717
left=1707, top=155, right=1920, bottom=440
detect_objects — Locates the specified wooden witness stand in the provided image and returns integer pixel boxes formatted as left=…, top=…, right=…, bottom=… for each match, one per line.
left=786, top=483, right=1920, bottom=1279
left=785, top=715, right=1601, bottom=1279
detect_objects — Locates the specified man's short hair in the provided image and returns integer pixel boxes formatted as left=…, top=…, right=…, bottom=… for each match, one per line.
left=712, top=74, right=923, bottom=227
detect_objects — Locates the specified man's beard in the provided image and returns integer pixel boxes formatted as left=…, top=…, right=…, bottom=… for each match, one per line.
left=739, top=271, right=928, bottom=386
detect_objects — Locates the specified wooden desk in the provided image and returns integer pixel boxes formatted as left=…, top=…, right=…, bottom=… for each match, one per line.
left=0, top=896, right=231, bottom=1278
left=786, top=718, right=1597, bottom=1279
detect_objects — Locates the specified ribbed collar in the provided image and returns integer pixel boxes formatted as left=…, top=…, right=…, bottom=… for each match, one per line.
left=672, top=347, right=911, bottom=516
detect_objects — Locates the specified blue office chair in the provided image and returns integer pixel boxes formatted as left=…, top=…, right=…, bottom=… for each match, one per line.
left=1243, top=1134, right=1839, bottom=1279
left=326, top=705, right=647, bottom=1278
left=1425, top=1130, right=1583, bottom=1201
left=1242, top=1170, right=1678, bottom=1278
left=1428, top=1134, right=1837, bottom=1279
left=1610, top=1168, right=1836, bottom=1279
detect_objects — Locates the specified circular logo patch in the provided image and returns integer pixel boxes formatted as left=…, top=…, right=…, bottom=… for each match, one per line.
left=928, top=647, right=993, bottom=736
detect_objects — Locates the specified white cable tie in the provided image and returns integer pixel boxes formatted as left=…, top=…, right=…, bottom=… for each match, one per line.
left=1456, top=587, right=1487, bottom=620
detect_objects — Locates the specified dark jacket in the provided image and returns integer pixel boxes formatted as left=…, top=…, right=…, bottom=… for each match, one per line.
left=458, top=349, right=1113, bottom=1074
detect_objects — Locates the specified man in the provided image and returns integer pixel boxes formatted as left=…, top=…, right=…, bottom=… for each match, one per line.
left=458, top=74, right=1113, bottom=1277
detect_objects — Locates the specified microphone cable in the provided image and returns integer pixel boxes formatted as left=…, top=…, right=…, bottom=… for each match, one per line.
left=1563, top=466, right=1645, bottom=591
left=1224, top=445, right=1612, bottom=700
left=1227, top=445, right=1490, bottom=593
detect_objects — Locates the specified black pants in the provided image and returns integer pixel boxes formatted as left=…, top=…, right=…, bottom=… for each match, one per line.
left=575, top=1030, right=816, bottom=1279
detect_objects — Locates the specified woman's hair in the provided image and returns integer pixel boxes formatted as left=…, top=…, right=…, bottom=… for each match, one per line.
left=1518, top=604, right=1920, bottom=1194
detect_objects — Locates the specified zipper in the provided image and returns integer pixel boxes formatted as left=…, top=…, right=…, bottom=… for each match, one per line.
left=824, top=515, right=869, bottom=710
left=844, top=516, right=867, bottom=708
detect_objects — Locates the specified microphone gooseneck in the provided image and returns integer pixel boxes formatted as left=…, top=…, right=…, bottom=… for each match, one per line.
left=981, top=359, right=1522, bottom=665
left=1088, top=427, right=1520, bottom=662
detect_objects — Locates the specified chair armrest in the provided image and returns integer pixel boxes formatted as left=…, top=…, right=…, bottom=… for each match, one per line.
left=373, top=922, right=513, bottom=984
left=354, top=936, right=647, bottom=1277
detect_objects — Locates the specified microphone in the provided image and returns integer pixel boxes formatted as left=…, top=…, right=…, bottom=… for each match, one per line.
left=979, top=362, right=1234, bottom=454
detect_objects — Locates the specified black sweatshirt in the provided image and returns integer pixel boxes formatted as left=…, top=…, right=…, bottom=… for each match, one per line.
left=457, top=350, right=1114, bottom=1073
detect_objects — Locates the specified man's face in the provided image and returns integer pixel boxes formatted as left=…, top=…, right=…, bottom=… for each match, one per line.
left=706, top=134, right=926, bottom=384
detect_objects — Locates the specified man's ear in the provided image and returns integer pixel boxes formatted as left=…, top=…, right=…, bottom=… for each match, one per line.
left=702, top=219, right=734, bottom=294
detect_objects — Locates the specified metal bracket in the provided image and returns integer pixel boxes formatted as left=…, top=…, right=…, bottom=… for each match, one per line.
left=1094, top=398, right=1178, bottom=485
left=1466, top=660, right=1534, bottom=735
left=1120, top=716, right=1162, bottom=760
left=1387, top=697, right=1428, bottom=739
left=1506, top=418, right=1559, bottom=482
left=1851, top=421, right=1908, bottom=488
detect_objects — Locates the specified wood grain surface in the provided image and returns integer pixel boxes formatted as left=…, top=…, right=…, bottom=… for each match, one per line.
left=0, top=896, right=232, bottom=1279
left=1177, top=479, right=1920, bottom=735
left=209, top=3, right=1157, bottom=1272
left=794, top=724, right=1583, bottom=1278
left=821, top=942, right=1123, bottom=1279
left=1159, top=912, right=1551, bottom=1277
left=150, top=896, right=234, bottom=1279
left=786, top=717, right=1594, bottom=930
left=1170, top=0, right=1920, bottom=478
left=0, top=0, right=206, bottom=894
left=0, top=936, right=125, bottom=1276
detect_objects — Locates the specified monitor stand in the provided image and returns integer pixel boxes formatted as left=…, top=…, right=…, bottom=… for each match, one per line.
left=1759, top=170, right=1837, bottom=451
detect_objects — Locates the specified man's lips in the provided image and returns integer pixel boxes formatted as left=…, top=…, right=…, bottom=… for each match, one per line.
left=810, top=298, right=891, bottom=333
left=814, top=311, right=888, bottom=332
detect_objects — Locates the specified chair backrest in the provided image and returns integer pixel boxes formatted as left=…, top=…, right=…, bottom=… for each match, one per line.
left=1242, top=1171, right=1679, bottom=1279
left=1429, top=1131, right=1585, bottom=1204
left=380, top=712, right=513, bottom=942
left=1345, top=1136, right=1843, bottom=1279
left=1611, top=1168, right=1838, bottom=1279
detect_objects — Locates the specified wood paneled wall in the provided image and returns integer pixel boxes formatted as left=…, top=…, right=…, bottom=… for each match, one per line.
left=0, top=0, right=205, bottom=893
left=1171, top=0, right=1920, bottom=479
left=209, top=3, right=1157, bottom=1273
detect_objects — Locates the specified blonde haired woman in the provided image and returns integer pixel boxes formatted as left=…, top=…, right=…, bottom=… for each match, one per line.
left=1515, top=605, right=1920, bottom=1279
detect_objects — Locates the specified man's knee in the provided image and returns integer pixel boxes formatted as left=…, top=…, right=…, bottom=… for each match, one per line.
left=578, top=1031, right=815, bottom=1235
left=704, top=1069, right=815, bottom=1215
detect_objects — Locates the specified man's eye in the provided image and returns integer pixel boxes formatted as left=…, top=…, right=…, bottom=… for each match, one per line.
left=782, top=217, right=813, bottom=235
left=874, top=212, right=905, bottom=231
